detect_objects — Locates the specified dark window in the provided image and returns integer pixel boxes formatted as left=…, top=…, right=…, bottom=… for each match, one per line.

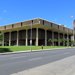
left=21, top=22, right=22, bottom=26
left=5, top=26, right=6, bottom=29
left=43, top=20, right=44, bottom=25
left=32, top=20, right=33, bottom=24
left=12, top=24, right=14, bottom=28
left=58, top=25, right=59, bottom=29
left=51, top=23, right=52, bottom=27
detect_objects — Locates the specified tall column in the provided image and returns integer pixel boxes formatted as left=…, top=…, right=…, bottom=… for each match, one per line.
left=45, top=30, right=47, bottom=46
left=58, top=33, right=60, bottom=46
left=71, top=35, right=74, bottom=41
left=2, top=32, right=4, bottom=46
left=17, top=31, right=19, bottom=46
left=71, top=35, right=74, bottom=46
left=36, top=28, right=38, bottom=46
left=52, top=31, right=54, bottom=46
left=26, top=30, right=28, bottom=46
left=67, top=32, right=69, bottom=46
left=63, top=33, right=65, bottom=46
left=9, top=32, right=11, bottom=46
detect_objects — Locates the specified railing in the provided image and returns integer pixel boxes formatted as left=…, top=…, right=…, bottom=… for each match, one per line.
left=13, top=23, right=21, bottom=28
left=52, top=23, right=58, bottom=29
left=6, top=25, right=12, bottom=29
left=59, top=25, right=64, bottom=31
left=22, top=20, right=32, bottom=26
left=0, top=26, right=5, bottom=30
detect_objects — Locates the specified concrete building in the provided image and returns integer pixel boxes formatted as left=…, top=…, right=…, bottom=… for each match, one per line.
left=0, top=18, right=74, bottom=46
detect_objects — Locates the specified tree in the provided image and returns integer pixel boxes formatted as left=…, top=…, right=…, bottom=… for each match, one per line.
left=48, top=38, right=71, bottom=46
left=48, top=38, right=58, bottom=46
left=0, top=31, right=3, bottom=45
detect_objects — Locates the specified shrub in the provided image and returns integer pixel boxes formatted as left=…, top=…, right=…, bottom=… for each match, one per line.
left=0, top=48, right=12, bottom=53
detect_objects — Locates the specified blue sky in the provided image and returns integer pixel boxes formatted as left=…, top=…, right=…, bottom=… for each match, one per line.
left=0, top=0, right=75, bottom=28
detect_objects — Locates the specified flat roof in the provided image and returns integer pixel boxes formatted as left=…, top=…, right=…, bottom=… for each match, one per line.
left=0, top=18, right=73, bottom=34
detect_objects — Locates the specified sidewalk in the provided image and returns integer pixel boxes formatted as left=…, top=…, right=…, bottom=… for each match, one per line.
left=11, top=55, right=75, bottom=75
left=0, top=47, right=73, bottom=55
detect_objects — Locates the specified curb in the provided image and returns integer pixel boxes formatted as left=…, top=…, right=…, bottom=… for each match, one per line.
left=0, top=47, right=73, bottom=55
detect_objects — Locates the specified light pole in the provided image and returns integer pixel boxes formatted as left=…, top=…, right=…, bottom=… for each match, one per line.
left=70, top=16, right=75, bottom=46
left=73, top=19, right=75, bottom=46
left=30, top=22, right=32, bottom=51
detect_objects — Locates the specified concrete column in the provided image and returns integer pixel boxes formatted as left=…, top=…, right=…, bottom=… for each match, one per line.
left=52, top=31, right=54, bottom=46
left=67, top=31, right=69, bottom=46
left=17, top=31, right=19, bottom=46
left=58, top=33, right=60, bottom=46
left=71, top=35, right=74, bottom=46
left=2, top=32, right=4, bottom=46
left=45, top=30, right=47, bottom=46
left=26, top=30, right=28, bottom=46
left=63, top=33, right=65, bottom=46
left=71, top=35, right=74, bottom=41
left=9, top=32, right=11, bottom=46
left=36, top=28, right=38, bottom=46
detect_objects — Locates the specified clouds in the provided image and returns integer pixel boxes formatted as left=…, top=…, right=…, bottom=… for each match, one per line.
left=0, top=17, right=6, bottom=21
left=3, top=10, right=7, bottom=13
left=0, top=9, right=8, bottom=16
left=70, top=16, right=74, bottom=18
left=0, top=9, right=8, bottom=22
left=1, top=9, right=7, bottom=14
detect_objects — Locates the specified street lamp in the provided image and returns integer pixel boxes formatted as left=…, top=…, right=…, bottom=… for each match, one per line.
left=72, top=19, right=75, bottom=46
left=70, top=16, right=75, bottom=46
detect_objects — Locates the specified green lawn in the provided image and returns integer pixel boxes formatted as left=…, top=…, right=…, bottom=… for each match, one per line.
left=0, top=46, right=68, bottom=52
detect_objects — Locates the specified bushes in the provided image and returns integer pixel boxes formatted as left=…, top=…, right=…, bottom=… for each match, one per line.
left=0, top=48, right=12, bottom=53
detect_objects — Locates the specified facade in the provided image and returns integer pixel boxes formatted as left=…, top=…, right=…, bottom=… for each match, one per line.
left=0, top=18, right=74, bottom=46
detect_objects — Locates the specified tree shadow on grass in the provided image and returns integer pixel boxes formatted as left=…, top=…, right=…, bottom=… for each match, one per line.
left=0, top=48, right=12, bottom=53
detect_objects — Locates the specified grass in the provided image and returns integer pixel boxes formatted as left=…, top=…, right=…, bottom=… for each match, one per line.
left=0, top=46, right=68, bottom=52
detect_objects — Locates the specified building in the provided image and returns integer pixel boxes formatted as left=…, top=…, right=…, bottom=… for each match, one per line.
left=0, top=18, right=74, bottom=46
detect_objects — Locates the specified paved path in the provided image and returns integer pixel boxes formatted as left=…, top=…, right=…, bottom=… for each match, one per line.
left=0, top=48, right=75, bottom=75
left=11, top=55, right=75, bottom=75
